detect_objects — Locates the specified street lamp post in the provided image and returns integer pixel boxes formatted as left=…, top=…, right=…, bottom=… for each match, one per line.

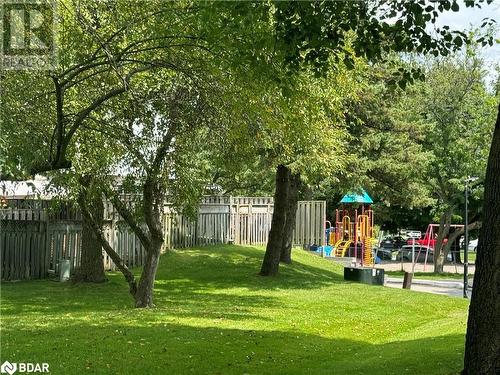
left=463, top=176, right=478, bottom=299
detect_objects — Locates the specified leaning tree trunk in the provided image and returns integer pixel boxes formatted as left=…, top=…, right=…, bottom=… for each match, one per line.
left=134, top=240, right=162, bottom=308
left=78, top=192, right=137, bottom=296
left=463, top=103, right=500, bottom=374
left=443, top=227, right=462, bottom=265
left=133, top=176, right=166, bottom=307
left=74, top=176, right=106, bottom=283
left=434, top=210, right=452, bottom=274
left=260, top=165, right=290, bottom=276
left=444, top=222, right=481, bottom=265
left=280, top=172, right=300, bottom=264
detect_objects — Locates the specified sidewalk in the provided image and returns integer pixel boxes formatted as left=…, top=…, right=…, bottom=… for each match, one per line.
left=375, top=261, right=475, bottom=275
left=385, top=277, right=472, bottom=298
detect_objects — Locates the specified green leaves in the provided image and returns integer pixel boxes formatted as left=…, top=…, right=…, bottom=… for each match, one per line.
left=271, top=0, right=494, bottom=77
left=399, top=51, right=496, bottom=215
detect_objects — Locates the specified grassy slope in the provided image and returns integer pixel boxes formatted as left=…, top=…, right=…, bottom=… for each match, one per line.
left=0, top=245, right=469, bottom=375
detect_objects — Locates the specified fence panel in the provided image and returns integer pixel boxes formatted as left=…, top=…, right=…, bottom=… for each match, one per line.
left=47, top=222, right=82, bottom=273
left=0, top=219, right=49, bottom=280
left=163, top=212, right=230, bottom=249
left=164, top=199, right=325, bottom=248
left=294, top=201, right=326, bottom=247
left=1, top=198, right=326, bottom=279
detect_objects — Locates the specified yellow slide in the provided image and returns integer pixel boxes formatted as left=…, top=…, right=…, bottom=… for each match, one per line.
left=334, top=240, right=352, bottom=257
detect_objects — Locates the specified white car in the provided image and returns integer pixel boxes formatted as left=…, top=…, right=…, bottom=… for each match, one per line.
left=460, top=238, right=479, bottom=251
left=469, top=239, right=478, bottom=252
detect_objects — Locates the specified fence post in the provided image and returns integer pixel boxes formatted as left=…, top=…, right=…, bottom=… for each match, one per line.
left=44, top=209, right=50, bottom=277
left=228, top=197, right=232, bottom=244
left=248, top=202, right=252, bottom=245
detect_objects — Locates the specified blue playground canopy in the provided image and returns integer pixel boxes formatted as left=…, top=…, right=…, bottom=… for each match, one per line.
left=340, top=189, right=373, bottom=204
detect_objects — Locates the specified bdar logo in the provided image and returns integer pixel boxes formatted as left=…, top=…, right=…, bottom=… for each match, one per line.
left=0, top=361, right=17, bottom=375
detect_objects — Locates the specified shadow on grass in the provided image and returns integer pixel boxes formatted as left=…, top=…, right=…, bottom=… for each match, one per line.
left=0, top=321, right=465, bottom=375
left=155, top=244, right=344, bottom=290
left=1, top=245, right=343, bottom=318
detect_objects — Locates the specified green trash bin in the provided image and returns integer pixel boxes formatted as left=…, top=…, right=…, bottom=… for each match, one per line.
left=344, top=267, right=384, bottom=285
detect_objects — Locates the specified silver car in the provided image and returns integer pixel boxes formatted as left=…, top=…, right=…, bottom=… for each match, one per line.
left=396, top=245, right=452, bottom=263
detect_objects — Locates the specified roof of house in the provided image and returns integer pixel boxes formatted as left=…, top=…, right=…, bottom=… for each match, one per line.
left=0, top=176, right=52, bottom=199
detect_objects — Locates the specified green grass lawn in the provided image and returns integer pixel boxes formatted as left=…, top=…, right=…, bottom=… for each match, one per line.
left=460, top=250, right=476, bottom=263
left=1, top=245, right=469, bottom=375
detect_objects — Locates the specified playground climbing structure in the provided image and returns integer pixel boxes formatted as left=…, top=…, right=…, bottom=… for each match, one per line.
left=326, top=189, right=375, bottom=266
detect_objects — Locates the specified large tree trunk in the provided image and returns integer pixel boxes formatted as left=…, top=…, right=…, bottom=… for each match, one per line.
left=443, top=227, right=462, bottom=265
left=78, top=192, right=137, bottom=296
left=133, top=176, right=165, bottom=307
left=280, top=172, right=300, bottom=264
left=260, top=165, right=290, bottom=276
left=134, top=241, right=162, bottom=308
left=74, top=176, right=106, bottom=283
left=463, top=103, right=500, bottom=374
left=434, top=210, right=452, bottom=273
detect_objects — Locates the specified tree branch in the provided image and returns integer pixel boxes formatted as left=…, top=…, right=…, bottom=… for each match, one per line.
left=104, top=189, right=151, bottom=249
left=77, top=187, right=137, bottom=296
left=443, top=221, right=482, bottom=257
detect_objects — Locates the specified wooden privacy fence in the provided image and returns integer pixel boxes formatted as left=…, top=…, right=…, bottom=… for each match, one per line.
left=1, top=219, right=49, bottom=280
left=294, top=201, right=326, bottom=248
left=1, top=197, right=325, bottom=280
left=163, top=197, right=326, bottom=248
left=0, top=209, right=145, bottom=281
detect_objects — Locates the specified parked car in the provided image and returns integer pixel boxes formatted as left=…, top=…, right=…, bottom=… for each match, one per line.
left=469, top=239, right=478, bottom=252
left=379, top=236, right=405, bottom=251
left=396, top=245, right=453, bottom=263
left=459, top=238, right=479, bottom=252
left=392, top=236, right=406, bottom=249
left=373, top=246, right=393, bottom=260
left=380, top=238, right=395, bottom=250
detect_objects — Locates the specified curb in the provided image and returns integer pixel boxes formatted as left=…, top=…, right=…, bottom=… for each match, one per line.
left=385, top=277, right=472, bottom=289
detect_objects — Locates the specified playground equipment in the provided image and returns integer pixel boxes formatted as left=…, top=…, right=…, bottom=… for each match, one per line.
left=407, top=223, right=464, bottom=249
left=406, top=223, right=464, bottom=271
left=326, top=189, right=376, bottom=266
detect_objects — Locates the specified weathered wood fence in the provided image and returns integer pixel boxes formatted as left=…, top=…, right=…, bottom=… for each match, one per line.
left=0, top=208, right=145, bottom=281
left=1, top=197, right=325, bottom=280
left=163, top=197, right=325, bottom=248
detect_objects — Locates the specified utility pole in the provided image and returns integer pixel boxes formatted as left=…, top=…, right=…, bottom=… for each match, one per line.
left=463, top=176, right=478, bottom=299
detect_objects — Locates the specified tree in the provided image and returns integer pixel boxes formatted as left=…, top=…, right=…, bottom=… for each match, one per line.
left=400, top=52, right=495, bottom=273
left=72, top=71, right=231, bottom=307
left=254, top=68, right=357, bottom=276
left=266, top=1, right=498, bottom=370
left=1, top=0, right=215, bottom=285
left=341, top=59, right=435, bottom=211
left=73, top=175, right=106, bottom=283
left=1, top=0, right=281, bottom=300
left=463, top=103, right=500, bottom=374
left=258, top=0, right=495, bottom=276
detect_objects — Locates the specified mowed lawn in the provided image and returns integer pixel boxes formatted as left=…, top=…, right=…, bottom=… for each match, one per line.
left=0, top=245, right=469, bottom=375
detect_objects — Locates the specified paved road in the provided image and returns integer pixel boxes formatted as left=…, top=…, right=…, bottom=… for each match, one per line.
left=325, top=256, right=473, bottom=298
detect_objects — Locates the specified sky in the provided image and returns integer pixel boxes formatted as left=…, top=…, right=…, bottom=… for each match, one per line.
left=433, top=0, right=500, bottom=82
